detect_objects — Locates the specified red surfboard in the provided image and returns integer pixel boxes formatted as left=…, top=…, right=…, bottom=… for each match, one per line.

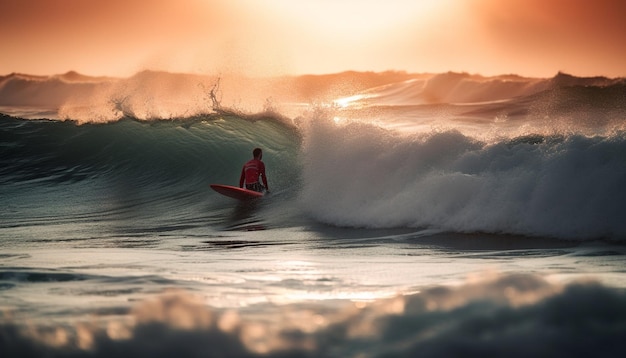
left=210, top=184, right=264, bottom=201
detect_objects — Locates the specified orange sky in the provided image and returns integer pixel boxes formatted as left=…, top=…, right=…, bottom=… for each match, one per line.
left=1, top=0, right=625, bottom=78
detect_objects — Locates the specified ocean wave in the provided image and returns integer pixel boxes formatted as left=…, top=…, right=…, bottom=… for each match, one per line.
left=334, top=71, right=625, bottom=107
left=2, top=70, right=624, bottom=124
left=0, top=70, right=418, bottom=123
left=2, top=70, right=625, bottom=240
left=3, top=110, right=625, bottom=240
left=0, top=113, right=301, bottom=236
left=0, top=113, right=300, bottom=187
left=299, top=115, right=626, bottom=240
left=1, top=274, right=625, bottom=358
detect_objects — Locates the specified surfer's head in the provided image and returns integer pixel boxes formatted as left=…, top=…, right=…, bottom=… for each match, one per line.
left=253, top=147, right=262, bottom=159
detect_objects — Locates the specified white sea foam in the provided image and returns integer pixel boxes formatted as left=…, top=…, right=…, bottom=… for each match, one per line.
left=300, top=114, right=626, bottom=239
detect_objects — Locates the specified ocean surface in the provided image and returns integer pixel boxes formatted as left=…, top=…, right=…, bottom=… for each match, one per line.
left=1, top=71, right=626, bottom=357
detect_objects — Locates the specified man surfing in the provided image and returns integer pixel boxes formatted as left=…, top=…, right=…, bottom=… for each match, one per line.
left=239, top=148, right=270, bottom=193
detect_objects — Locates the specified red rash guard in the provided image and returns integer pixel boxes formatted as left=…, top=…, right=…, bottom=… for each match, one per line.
left=239, top=158, right=268, bottom=189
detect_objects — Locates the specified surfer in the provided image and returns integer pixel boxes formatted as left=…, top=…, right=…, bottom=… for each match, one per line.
left=239, top=148, right=270, bottom=193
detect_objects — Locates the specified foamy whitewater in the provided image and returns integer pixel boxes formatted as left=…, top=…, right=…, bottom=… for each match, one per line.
left=1, top=71, right=626, bottom=357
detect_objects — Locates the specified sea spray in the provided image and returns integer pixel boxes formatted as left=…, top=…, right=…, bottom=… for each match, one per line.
left=299, top=113, right=626, bottom=239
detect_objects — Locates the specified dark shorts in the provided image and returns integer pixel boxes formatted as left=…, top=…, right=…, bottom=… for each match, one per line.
left=246, top=182, right=264, bottom=192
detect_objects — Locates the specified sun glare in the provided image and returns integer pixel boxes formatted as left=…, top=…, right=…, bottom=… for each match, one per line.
left=333, top=94, right=370, bottom=108
left=1, top=0, right=624, bottom=77
left=267, top=0, right=449, bottom=39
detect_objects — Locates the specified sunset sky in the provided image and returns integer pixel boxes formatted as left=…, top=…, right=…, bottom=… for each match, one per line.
left=1, top=0, right=625, bottom=78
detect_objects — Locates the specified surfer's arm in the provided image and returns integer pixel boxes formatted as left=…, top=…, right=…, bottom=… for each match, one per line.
left=260, top=163, right=269, bottom=192
left=239, top=167, right=245, bottom=188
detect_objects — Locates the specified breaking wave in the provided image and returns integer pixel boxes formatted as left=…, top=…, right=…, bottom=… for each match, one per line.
left=2, top=70, right=625, bottom=240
